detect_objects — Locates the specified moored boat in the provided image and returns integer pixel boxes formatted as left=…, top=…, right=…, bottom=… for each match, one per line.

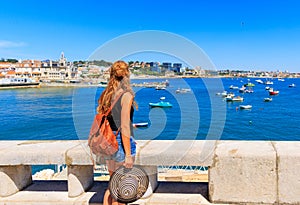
left=133, top=122, right=149, bottom=128
left=269, top=89, right=279, bottom=95
left=98, top=81, right=108, bottom=87
left=0, top=77, right=40, bottom=89
left=227, top=96, right=244, bottom=102
left=229, top=85, right=239, bottom=89
left=244, top=82, right=255, bottom=87
left=288, top=83, right=296, bottom=88
left=149, top=97, right=173, bottom=108
left=239, top=105, right=252, bottom=109
left=264, top=98, right=272, bottom=102
left=149, top=101, right=173, bottom=108
left=265, top=80, right=274, bottom=85
left=176, top=88, right=191, bottom=93
left=255, top=79, right=264, bottom=84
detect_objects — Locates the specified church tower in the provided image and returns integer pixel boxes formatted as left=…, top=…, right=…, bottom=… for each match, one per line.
left=59, top=52, right=67, bottom=67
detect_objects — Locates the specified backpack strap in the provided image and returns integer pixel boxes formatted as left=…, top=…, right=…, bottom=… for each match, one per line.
left=104, top=91, right=125, bottom=116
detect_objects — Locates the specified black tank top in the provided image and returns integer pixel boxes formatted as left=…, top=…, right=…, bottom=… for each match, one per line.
left=108, top=93, right=134, bottom=136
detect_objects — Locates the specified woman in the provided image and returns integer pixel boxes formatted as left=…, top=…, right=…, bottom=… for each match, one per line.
left=97, top=60, right=136, bottom=205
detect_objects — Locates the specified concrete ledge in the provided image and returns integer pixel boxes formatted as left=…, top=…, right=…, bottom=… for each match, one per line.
left=65, top=142, right=93, bottom=166
left=0, top=141, right=81, bottom=165
left=209, top=141, right=277, bottom=204
left=135, top=140, right=215, bottom=166
left=274, top=141, right=300, bottom=204
left=65, top=140, right=215, bottom=166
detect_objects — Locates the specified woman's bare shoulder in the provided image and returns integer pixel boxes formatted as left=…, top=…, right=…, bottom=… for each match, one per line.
left=121, top=92, right=133, bottom=104
left=123, top=91, right=133, bottom=99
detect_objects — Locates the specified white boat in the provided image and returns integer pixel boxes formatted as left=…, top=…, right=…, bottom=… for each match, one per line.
left=98, top=81, right=108, bottom=87
left=245, top=89, right=254, bottom=93
left=278, top=78, right=285, bottom=82
left=232, top=96, right=244, bottom=102
left=239, top=86, right=246, bottom=93
left=264, top=98, right=272, bottom=102
left=225, top=93, right=235, bottom=98
left=0, top=77, right=40, bottom=88
left=255, top=79, right=264, bottom=84
left=176, top=88, right=191, bottom=93
left=227, top=96, right=244, bottom=102
left=133, top=122, right=149, bottom=128
left=155, top=85, right=166, bottom=90
left=221, top=91, right=228, bottom=97
left=229, top=85, right=239, bottom=89
left=239, top=105, right=252, bottom=109
left=265, top=80, right=273, bottom=85
left=288, top=83, right=296, bottom=88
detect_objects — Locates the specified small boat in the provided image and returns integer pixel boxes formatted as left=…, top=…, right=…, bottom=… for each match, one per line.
left=224, top=93, right=235, bottom=98
left=232, top=96, right=244, bottom=102
left=98, top=81, right=108, bottom=87
left=269, top=89, right=279, bottom=95
left=288, top=83, right=296, bottom=88
left=265, top=86, right=271, bottom=90
left=155, top=85, right=166, bottom=90
left=245, top=89, right=254, bottom=93
left=176, top=88, right=191, bottom=93
left=239, top=86, right=246, bottom=93
left=255, top=79, right=264, bottom=84
left=239, top=105, right=252, bottom=109
left=149, top=97, right=173, bottom=108
left=278, top=78, right=285, bottom=82
left=264, top=98, right=272, bottom=102
left=229, top=85, right=239, bottom=89
left=227, top=96, right=244, bottom=102
left=149, top=101, right=173, bottom=108
left=265, top=80, right=274, bottom=85
left=244, top=82, right=255, bottom=87
left=221, top=91, right=228, bottom=97
left=133, top=122, right=149, bottom=128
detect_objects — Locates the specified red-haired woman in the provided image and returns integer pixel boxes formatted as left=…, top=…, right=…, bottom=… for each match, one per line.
left=97, top=60, right=137, bottom=205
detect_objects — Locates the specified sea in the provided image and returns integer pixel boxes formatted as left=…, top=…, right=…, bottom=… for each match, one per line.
left=1, top=77, right=299, bottom=174
left=1, top=77, right=300, bottom=142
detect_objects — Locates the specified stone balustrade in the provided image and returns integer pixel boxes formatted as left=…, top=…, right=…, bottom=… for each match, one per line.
left=0, top=140, right=299, bottom=205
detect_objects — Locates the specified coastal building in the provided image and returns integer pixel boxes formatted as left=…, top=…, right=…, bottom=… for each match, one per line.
left=15, top=60, right=42, bottom=79
left=0, top=61, right=16, bottom=69
left=39, top=52, right=75, bottom=81
left=162, top=62, right=172, bottom=71
left=172, top=63, right=182, bottom=72
left=149, top=62, right=161, bottom=72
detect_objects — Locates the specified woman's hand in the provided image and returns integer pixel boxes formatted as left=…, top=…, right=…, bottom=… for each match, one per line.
left=124, top=155, right=134, bottom=168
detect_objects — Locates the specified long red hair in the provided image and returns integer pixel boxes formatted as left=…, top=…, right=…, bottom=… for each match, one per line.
left=97, top=60, right=136, bottom=114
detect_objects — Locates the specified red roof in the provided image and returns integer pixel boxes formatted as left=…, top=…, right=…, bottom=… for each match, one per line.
left=7, top=70, right=16, bottom=75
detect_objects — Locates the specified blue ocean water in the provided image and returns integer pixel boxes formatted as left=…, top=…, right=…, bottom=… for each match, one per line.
left=0, top=78, right=299, bottom=141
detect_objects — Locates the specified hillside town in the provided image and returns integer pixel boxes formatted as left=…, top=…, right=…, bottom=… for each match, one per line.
left=0, top=52, right=299, bottom=86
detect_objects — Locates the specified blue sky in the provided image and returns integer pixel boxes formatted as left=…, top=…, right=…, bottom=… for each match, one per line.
left=0, top=0, right=300, bottom=72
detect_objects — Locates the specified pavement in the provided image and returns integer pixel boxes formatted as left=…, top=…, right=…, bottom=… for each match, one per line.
left=0, top=180, right=228, bottom=205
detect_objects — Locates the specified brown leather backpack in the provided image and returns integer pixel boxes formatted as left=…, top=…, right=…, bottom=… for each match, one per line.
left=88, top=91, right=124, bottom=156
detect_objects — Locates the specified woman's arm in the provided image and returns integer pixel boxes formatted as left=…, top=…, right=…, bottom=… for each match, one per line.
left=121, top=92, right=134, bottom=168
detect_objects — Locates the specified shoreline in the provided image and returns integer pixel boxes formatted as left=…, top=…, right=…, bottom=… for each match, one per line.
left=38, top=75, right=299, bottom=89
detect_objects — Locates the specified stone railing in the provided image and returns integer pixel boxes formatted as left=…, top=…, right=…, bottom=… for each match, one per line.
left=0, top=140, right=299, bottom=204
